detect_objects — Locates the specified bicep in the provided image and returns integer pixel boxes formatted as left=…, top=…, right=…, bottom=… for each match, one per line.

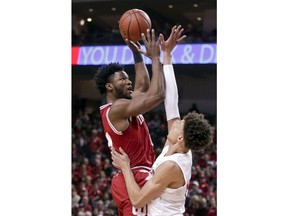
left=110, top=97, right=143, bottom=119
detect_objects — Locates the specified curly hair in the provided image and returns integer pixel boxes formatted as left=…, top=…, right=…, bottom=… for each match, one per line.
left=183, top=111, right=214, bottom=151
left=94, top=62, right=124, bottom=94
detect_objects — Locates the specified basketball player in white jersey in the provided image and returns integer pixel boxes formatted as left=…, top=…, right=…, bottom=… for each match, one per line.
left=111, top=25, right=214, bottom=215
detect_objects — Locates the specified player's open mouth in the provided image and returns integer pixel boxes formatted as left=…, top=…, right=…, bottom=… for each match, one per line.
left=128, top=87, right=132, bottom=93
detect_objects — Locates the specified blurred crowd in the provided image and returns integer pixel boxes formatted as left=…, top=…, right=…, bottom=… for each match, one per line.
left=72, top=95, right=217, bottom=216
left=72, top=19, right=216, bottom=46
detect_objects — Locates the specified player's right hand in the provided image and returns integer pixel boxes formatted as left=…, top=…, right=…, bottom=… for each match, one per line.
left=138, top=29, right=160, bottom=59
left=125, top=39, right=141, bottom=53
left=111, top=147, right=131, bottom=171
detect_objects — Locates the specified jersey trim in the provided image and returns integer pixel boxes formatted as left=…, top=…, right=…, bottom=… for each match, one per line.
left=131, top=166, right=153, bottom=172
left=100, top=103, right=112, bottom=110
left=106, top=107, right=123, bottom=135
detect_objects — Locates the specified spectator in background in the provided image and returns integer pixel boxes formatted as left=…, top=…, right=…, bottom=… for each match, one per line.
left=89, top=182, right=103, bottom=207
left=77, top=205, right=86, bottom=216
left=72, top=188, right=81, bottom=210
left=95, top=200, right=105, bottom=215
left=88, top=129, right=104, bottom=161
left=85, top=175, right=93, bottom=195
left=199, top=173, right=210, bottom=197
left=194, top=197, right=208, bottom=216
left=85, top=211, right=92, bottom=216
left=207, top=197, right=216, bottom=216
left=81, top=195, right=92, bottom=213
left=189, top=180, right=202, bottom=197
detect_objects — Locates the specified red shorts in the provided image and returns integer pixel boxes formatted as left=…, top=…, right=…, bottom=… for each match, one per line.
left=111, top=166, right=152, bottom=216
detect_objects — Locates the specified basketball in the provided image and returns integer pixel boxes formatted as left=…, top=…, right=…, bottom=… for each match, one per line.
left=119, top=9, right=151, bottom=42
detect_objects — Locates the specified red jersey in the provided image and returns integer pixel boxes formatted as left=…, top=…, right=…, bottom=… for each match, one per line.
left=100, top=103, right=155, bottom=168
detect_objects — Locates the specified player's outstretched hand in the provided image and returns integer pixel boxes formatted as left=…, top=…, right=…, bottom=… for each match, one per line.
left=138, top=29, right=160, bottom=59
left=159, top=25, right=186, bottom=54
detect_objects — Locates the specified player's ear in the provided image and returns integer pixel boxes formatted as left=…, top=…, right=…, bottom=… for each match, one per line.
left=105, top=83, right=113, bottom=91
left=177, top=136, right=186, bottom=149
left=177, top=135, right=184, bottom=143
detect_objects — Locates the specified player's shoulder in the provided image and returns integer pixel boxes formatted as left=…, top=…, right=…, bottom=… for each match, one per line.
left=110, top=98, right=131, bottom=108
left=110, top=99, right=131, bottom=115
left=157, top=160, right=181, bottom=173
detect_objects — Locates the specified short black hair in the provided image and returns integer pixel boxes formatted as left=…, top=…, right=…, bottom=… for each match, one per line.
left=183, top=111, right=214, bottom=151
left=94, top=62, right=124, bottom=94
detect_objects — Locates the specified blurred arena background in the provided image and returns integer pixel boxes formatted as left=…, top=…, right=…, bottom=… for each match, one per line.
left=72, top=0, right=217, bottom=215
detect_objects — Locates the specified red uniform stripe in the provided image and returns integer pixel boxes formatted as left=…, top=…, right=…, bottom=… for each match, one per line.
left=71, top=46, right=80, bottom=65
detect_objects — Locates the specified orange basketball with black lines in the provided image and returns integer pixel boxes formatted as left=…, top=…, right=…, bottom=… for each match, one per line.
left=119, top=9, right=151, bottom=42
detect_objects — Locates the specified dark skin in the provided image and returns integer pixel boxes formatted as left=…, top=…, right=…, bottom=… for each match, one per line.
left=106, top=29, right=165, bottom=132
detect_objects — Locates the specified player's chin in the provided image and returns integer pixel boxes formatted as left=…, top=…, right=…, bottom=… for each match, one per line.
left=124, top=93, right=132, bottom=100
left=127, top=91, right=133, bottom=98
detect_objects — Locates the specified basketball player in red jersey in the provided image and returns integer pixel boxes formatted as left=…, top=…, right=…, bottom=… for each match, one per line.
left=94, top=29, right=164, bottom=216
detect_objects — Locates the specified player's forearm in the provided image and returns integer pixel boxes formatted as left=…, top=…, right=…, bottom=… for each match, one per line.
left=163, top=52, right=172, bottom=65
left=163, top=63, right=180, bottom=123
left=131, top=57, right=164, bottom=114
left=121, top=167, right=142, bottom=207
left=133, top=52, right=150, bottom=92
left=146, top=56, right=165, bottom=101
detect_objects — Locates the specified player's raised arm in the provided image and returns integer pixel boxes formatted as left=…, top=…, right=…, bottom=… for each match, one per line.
left=124, top=39, right=150, bottom=96
left=160, top=25, right=186, bottom=132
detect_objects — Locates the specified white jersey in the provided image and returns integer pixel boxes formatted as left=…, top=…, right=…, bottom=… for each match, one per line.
left=148, top=145, right=192, bottom=216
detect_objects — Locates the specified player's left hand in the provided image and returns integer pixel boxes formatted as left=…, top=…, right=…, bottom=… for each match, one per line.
left=159, top=25, right=186, bottom=53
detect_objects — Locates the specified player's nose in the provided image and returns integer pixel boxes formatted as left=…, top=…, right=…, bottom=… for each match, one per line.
left=127, top=79, right=132, bottom=85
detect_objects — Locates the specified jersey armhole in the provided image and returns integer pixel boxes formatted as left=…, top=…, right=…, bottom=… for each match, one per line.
left=106, top=108, right=123, bottom=135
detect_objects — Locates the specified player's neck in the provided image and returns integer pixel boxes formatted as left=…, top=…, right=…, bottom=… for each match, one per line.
left=165, top=142, right=188, bottom=156
left=106, top=94, right=117, bottom=103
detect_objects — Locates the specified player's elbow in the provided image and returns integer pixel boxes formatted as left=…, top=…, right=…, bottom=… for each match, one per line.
left=146, top=91, right=165, bottom=104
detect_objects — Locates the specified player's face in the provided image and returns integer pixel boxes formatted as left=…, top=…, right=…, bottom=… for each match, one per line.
left=111, top=71, right=133, bottom=99
left=168, top=119, right=184, bottom=143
